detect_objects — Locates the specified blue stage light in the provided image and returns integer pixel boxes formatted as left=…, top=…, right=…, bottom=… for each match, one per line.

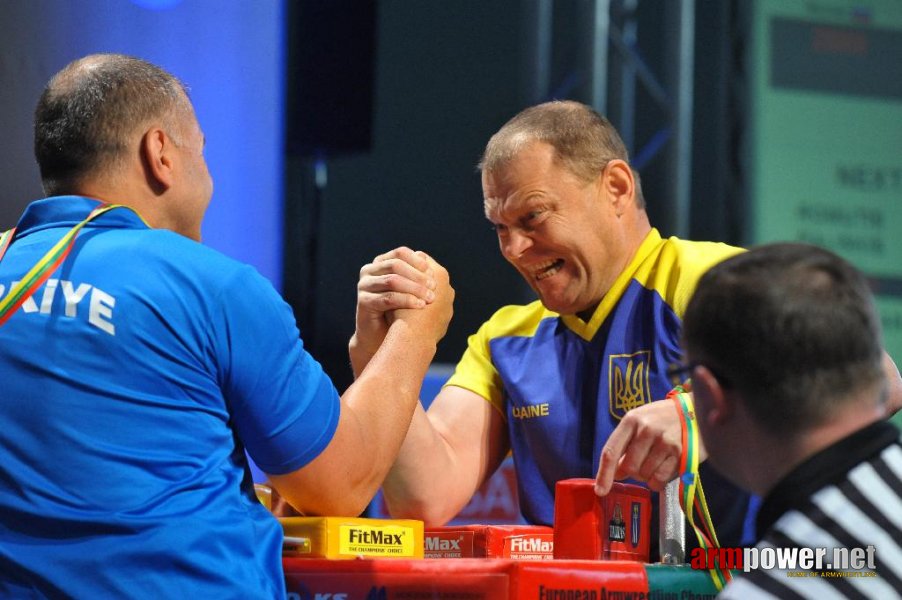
left=130, top=0, right=183, bottom=10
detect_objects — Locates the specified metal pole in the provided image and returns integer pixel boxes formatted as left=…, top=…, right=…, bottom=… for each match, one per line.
left=590, top=0, right=611, bottom=114
left=523, top=0, right=553, bottom=104
left=619, top=0, right=638, bottom=154
left=671, top=0, right=695, bottom=237
left=659, top=478, right=686, bottom=564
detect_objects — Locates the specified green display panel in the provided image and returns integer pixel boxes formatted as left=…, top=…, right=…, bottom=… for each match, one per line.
left=747, top=0, right=902, bottom=372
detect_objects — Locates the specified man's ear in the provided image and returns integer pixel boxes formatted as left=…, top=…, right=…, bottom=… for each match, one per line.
left=692, top=365, right=733, bottom=427
left=141, top=127, right=175, bottom=193
left=599, top=159, right=635, bottom=213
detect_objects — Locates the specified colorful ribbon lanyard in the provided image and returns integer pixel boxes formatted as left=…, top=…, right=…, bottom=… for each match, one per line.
left=668, top=386, right=733, bottom=591
left=0, top=203, right=122, bottom=327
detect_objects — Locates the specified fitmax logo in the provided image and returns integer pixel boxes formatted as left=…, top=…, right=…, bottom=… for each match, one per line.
left=425, top=537, right=462, bottom=551
left=348, top=529, right=403, bottom=545
left=510, top=537, right=553, bottom=552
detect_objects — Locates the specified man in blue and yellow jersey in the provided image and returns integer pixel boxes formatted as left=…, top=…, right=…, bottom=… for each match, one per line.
left=350, top=101, right=902, bottom=551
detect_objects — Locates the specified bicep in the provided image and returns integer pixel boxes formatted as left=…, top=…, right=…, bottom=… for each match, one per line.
left=215, top=267, right=341, bottom=475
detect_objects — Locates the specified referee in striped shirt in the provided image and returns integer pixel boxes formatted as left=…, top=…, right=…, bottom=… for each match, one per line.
left=680, top=242, right=901, bottom=599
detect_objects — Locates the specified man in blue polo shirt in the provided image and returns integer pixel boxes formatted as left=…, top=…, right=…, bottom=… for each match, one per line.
left=0, top=53, right=453, bottom=598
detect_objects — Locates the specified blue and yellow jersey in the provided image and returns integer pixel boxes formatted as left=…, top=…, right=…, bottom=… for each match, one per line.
left=446, top=229, right=743, bottom=526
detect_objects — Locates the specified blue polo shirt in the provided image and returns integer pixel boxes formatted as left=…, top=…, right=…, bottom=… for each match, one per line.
left=0, top=197, right=339, bottom=598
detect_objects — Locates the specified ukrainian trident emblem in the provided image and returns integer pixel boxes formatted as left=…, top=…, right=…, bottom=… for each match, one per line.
left=609, top=351, right=652, bottom=420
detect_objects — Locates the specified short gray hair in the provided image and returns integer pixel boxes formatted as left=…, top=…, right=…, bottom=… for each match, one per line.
left=34, top=53, right=191, bottom=196
left=479, top=100, right=645, bottom=208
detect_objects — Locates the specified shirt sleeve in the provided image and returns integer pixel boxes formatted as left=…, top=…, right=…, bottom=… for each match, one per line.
left=666, top=239, right=745, bottom=317
left=212, top=265, right=340, bottom=475
left=445, top=317, right=506, bottom=416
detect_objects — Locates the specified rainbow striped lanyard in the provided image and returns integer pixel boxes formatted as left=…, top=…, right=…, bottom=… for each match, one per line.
left=0, top=203, right=122, bottom=327
left=668, top=387, right=733, bottom=590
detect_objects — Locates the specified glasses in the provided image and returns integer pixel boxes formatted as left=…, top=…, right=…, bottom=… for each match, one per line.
left=666, top=361, right=733, bottom=388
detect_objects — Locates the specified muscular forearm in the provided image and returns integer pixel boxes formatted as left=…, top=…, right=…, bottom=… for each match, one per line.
left=271, top=321, right=438, bottom=517
left=381, top=387, right=508, bottom=526
left=341, top=322, right=438, bottom=499
left=380, top=407, right=471, bottom=526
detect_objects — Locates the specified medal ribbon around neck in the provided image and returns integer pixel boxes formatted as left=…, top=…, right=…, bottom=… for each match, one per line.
left=0, top=203, right=122, bottom=327
left=668, top=386, right=733, bottom=591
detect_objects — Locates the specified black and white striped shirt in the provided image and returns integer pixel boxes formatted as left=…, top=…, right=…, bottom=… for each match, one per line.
left=720, top=420, right=902, bottom=599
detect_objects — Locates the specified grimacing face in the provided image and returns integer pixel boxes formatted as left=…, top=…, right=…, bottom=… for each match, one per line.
left=482, top=142, right=635, bottom=318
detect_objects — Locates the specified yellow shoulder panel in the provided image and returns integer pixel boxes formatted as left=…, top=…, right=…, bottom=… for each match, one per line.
left=633, top=236, right=744, bottom=317
left=444, top=301, right=553, bottom=416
